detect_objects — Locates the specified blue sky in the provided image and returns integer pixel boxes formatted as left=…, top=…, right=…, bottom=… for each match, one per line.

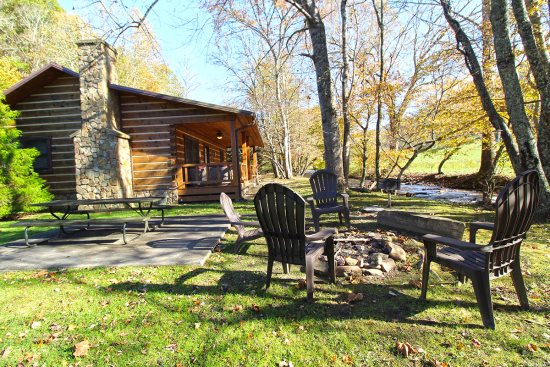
left=58, top=0, right=230, bottom=104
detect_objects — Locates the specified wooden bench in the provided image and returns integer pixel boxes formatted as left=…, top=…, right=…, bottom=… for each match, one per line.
left=12, top=217, right=150, bottom=247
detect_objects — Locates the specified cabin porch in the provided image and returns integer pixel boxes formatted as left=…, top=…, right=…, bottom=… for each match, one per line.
left=174, top=121, right=260, bottom=203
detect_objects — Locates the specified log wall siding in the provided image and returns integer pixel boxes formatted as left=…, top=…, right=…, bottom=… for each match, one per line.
left=14, top=76, right=81, bottom=197
left=119, top=93, right=235, bottom=194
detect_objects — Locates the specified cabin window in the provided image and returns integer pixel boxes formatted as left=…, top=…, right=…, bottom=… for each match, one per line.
left=219, top=149, right=224, bottom=162
left=204, top=146, right=210, bottom=163
left=21, top=138, right=52, bottom=171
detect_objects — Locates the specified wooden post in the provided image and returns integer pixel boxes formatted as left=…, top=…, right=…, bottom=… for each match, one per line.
left=252, top=146, right=258, bottom=184
left=230, top=116, right=240, bottom=199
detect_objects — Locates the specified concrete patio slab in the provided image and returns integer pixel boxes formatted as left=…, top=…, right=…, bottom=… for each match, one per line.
left=0, top=215, right=230, bottom=271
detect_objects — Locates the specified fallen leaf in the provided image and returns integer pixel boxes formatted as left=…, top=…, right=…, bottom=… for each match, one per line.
left=166, top=343, right=177, bottom=352
left=24, top=352, right=37, bottom=362
left=526, top=343, right=537, bottom=353
left=297, top=279, right=307, bottom=289
left=73, top=340, right=90, bottom=357
left=233, top=305, right=243, bottom=312
left=30, top=321, right=42, bottom=329
left=342, top=354, right=353, bottom=364
left=472, top=338, right=481, bottom=348
left=346, top=292, right=364, bottom=302
left=396, top=341, right=417, bottom=358
left=278, top=360, right=294, bottom=367
left=428, top=359, right=449, bottom=367
left=194, top=323, right=201, bottom=329
left=251, top=304, right=261, bottom=313
left=1, top=347, right=11, bottom=358
left=67, top=324, right=76, bottom=331
left=408, top=279, right=422, bottom=289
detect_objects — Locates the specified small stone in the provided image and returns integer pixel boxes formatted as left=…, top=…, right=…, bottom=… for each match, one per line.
left=404, top=238, right=423, bottom=248
left=387, top=243, right=407, bottom=262
left=345, top=257, right=359, bottom=266
left=363, top=268, right=384, bottom=276
left=336, top=256, right=346, bottom=266
left=335, top=265, right=362, bottom=277
left=368, top=252, right=389, bottom=266
left=380, top=258, right=396, bottom=273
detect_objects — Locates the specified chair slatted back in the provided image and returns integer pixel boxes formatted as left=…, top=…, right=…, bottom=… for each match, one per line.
left=489, top=170, right=540, bottom=277
left=220, top=192, right=245, bottom=237
left=310, top=170, right=339, bottom=207
left=254, top=183, right=307, bottom=265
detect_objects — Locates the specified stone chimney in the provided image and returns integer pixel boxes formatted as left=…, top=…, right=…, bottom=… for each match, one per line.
left=73, top=39, right=133, bottom=200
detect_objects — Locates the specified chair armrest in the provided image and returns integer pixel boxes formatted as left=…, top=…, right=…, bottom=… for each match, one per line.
left=338, top=193, right=349, bottom=206
left=306, top=228, right=337, bottom=242
left=305, top=196, right=315, bottom=203
left=423, top=234, right=493, bottom=253
left=469, top=221, right=494, bottom=243
left=230, top=221, right=260, bottom=227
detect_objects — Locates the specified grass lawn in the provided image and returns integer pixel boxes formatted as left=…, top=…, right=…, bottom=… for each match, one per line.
left=0, top=178, right=548, bottom=366
left=407, top=143, right=515, bottom=176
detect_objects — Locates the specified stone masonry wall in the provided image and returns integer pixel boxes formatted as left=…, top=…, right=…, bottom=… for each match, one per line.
left=74, top=39, right=133, bottom=199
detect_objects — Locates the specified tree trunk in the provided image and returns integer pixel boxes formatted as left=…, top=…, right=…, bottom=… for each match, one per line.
left=438, top=147, right=460, bottom=175
left=373, top=0, right=384, bottom=186
left=511, top=0, right=550, bottom=184
left=439, top=0, right=521, bottom=172
left=341, top=0, right=351, bottom=188
left=360, top=127, right=368, bottom=187
left=477, top=0, right=498, bottom=183
left=491, top=0, right=550, bottom=196
left=273, top=59, right=293, bottom=179
left=287, top=0, right=343, bottom=180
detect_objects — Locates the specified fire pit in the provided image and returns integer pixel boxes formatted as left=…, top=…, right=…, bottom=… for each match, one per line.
left=318, top=230, right=419, bottom=278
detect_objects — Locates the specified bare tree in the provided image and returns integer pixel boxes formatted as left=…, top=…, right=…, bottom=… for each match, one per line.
left=285, top=0, right=344, bottom=180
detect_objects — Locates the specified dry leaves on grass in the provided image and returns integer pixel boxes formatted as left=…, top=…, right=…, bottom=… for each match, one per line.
left=297, top=279, right=307, bottom=289
left=396, top=341, right=417, bottom=358
left=526, top=343, right=538, bottom=353
left=342, top=354, right=353, bottom=364
left=73, top=340, right=90, bottom=357
left=346, top=292, right=364, bottom=303
left=1, top=347, right=11, bottom=358
left=233, top=304, right=243, bottom=312
left=278, top=360, right=294, bottom=367
left=428, top=359, right=450, bottom=367
left=30, top=321, right=42, bottom=329
left=472, top=338, right=482, bottom=348
left=251, top=304, right=261, bottom=313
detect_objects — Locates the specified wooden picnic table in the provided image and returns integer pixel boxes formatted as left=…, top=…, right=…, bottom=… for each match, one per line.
left=15, top=197, right=166, bottom=247
left=30, top=197, right=164, bottom=220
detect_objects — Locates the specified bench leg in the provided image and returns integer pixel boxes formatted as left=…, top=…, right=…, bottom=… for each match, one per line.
left=24, top=227, right=36, bottom=247
left=159, top=209, right=165, bottom=227
left=144, top=219, right=149, bottom=233
left=122, top=223, right=128, bottom=244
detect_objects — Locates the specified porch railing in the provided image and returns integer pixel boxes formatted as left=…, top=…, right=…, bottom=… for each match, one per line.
left=181, top=162, right=234, bottom=186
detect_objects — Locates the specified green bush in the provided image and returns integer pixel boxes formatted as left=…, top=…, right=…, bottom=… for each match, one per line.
left=0, top=97, right=52, bottom=218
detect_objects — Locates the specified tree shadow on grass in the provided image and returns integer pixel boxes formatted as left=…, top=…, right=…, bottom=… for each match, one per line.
left=101, top=267, right=549, bottom=330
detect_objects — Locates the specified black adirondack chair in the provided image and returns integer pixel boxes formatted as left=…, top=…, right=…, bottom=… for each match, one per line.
left=220, top=192, right=263, bottom=253
left=420, top=170, right=541, bottom=329
left=307, top=169, right=351, bottom=231
left=254, top=183, right=337, bottom=301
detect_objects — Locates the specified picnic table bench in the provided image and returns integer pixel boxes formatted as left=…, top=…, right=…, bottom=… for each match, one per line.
left=13, top=216, right=150, bottom=247
left=70, top=204, right=177, bottom=227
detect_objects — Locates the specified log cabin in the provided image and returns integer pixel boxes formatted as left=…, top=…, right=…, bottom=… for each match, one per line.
left=3, top=39, right=262, bottom=203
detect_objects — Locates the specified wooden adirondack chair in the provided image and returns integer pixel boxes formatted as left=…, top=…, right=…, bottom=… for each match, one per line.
left=307, top=169, right=351, bottom=231
left=220, top=192, right=263, bottom=253
left=254, top=183, right=337, bottom=301
left=420, top=170, right=541, bottom=329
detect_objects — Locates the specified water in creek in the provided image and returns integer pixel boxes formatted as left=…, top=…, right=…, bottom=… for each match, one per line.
left=397, top=184, right=483, bottom=204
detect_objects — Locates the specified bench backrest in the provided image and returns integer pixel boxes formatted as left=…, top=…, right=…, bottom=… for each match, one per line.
left=220, top=192, right=245, bottom=236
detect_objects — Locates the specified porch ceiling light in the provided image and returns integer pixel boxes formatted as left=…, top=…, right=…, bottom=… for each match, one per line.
left=216, top=130, right=223, bottom=140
